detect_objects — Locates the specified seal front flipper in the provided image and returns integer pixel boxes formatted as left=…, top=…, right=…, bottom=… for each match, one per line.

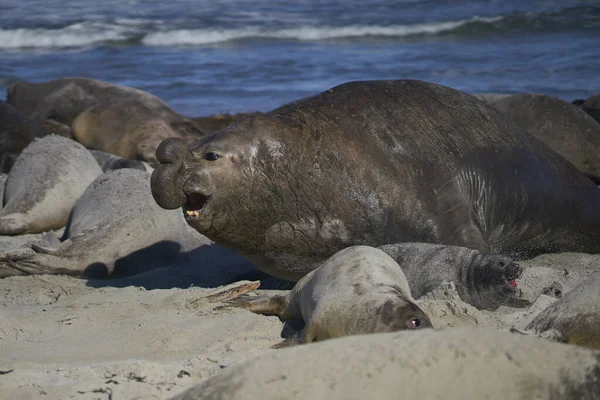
left=0, top=212, right=28, bottom=235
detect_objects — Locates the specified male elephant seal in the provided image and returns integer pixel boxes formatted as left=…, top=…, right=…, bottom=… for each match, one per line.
left=518, top=270, right=600, bottom=349
left=0, top=135, right=102, bottom=235
left=0, top=169, right=207, bottom=278
left=232, top=246, right=432, bottom=345
left=487, top=93, right=600, bottom=183
left=90, top=150, right=148, bottom=172
left=172, top=328, right=600, bottom=400
left=151, top=80, right=600, bottom=291
left=0, top=101, right=46, bottom=172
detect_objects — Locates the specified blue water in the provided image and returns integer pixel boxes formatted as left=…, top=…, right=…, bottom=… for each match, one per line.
left=1, top=0, right=599, bottom=116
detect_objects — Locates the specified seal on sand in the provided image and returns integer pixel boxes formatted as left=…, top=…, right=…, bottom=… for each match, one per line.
left=0, top=169, right=207, bottom=278
left=151, top=80, right=600, bottom=295
left=6, top=77, right=204, bottom=139
left=72, top=102, right=185, bottom=165
left=232, top=246, right=432, bottom=345
left=0, top=135, right=102, bottom=235
left=172, top=327, right=600, bottom=400
left=0, top=101, right=46, bottom=173
left=487, top=93, right=600, bottom=183
left=518, top=270, right=600, bottom=350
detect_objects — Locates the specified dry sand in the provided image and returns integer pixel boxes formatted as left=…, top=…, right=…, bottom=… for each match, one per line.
left=0, top=232, right=598, bottom=399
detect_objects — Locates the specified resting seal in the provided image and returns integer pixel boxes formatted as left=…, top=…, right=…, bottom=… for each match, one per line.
left=6, top=77, right=204, bottom=139
left=0, top=101, right=46, bottom=172
left=518, top=270, right=600, bottom=349
left=0, top=169, right=207, bottom=278
left=0, top=135, right=102, bottom=235
left=573, top=94, right=600, bottom=125
left=487, top=93, right=600, bottom=183
left=233, top=246, right=432, bottom=345
left=151, top=80, right=600, bottom=287
left=73, top=101, right=186, bottom=165
left=173, top=327, right=600, bottom=400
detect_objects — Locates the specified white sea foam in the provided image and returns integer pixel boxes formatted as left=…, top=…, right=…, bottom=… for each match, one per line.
left=0, top=22, right=136, bottom=49
left=0, top=16, right=503, bottom=49
left=142, top=16, right=502, bottom=46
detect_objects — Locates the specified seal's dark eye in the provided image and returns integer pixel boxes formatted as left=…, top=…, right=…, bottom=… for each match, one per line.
left=204, top=152, right=221, bottom=161
left=410, top=318, right=421, bottom=328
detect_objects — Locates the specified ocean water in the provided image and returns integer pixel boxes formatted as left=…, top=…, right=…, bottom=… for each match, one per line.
left=0, top=0, right=599, bottom=116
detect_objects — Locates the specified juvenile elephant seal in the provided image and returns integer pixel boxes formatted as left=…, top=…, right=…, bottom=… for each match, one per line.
left=0, top=101, right=46, bottom=172
left=0, top=135, right=102, bottom=235
left=173, top=327, right=600, bottom=400
left=73, top=102, right=186, bottom=165
left=488, top=93, right=600, bottom=182
left=519, top=270, right=600, bottom=349
left=233, top=246, right=432, bottom=345
left=90, top=150, right=148, bottom=172
left=0, top=169, right=207, bottom=278
left=152, top=80, right=600, bottom=288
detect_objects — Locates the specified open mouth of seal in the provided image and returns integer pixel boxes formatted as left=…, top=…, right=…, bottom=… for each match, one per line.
left=183, top=192, right=209, bottom=220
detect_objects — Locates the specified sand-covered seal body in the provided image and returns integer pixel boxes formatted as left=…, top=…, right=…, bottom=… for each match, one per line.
left=173, top=327, right=600, bottom=400
left=488, top=93, right=600, bottom=182
left=151, top=80, right=600, bottom=283
left=234, top=246, right=432, bottom=345
left=0, top=135, right=102, bottom=235
left=0, top=169, right=207, bottom=278
left=523, top=270, right=600, bottom=349
left=0, top=101, right=46, bottom=172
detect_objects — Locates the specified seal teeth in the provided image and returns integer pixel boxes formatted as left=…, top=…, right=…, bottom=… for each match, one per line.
left=185, top=210, right=201, bottom=218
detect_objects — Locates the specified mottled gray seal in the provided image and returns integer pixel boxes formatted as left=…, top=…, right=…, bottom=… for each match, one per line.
left=6, top=77, right=204, bottom=138
left=0, top=135, right=102, bottom=235
left=90, top=150, right=148, bottom=172
left=519, top=270, right=600, bottom=349
left=233, top=246, right=432, bottom=345
left=0, top=169, right=207, bottom=278
left=0, top=100, right=46, bottom=172
left=73, top=101, right=186, bottom=165
left=151, top=80, right=600, bottom=302
left=172, top=327, right=600, bottom=400
left=488, top=93, right=600, bottom=182
left=572, top=95, right=600, bottom=125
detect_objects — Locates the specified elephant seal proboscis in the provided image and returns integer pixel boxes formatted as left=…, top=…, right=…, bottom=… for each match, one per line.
left=487, top=93, right=600, bottom=183
left=151, top=80, right=600, bottom=303
left=516, top=270, right=600, bottom=349
left=231, top=246, right=432, bottom=346
left=171, top=327, right=600, bottom=400
left=0, top=135, right=102, bottom=235
left=0, top=169, right=208, bottom=278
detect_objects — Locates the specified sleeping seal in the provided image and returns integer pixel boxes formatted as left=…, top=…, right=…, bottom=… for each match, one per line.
left=0, top=100, right=46, bottom=172
left=0, top=169, right=207, bottom=278
left=232, top=246, right=432, bottom=345
left=518, top=270, right=600, bottom=350
left=172, top=327, right=600, bottom=400
left=0, top=135, right=102, bottom=235
left=151, top=80, right=600, bottom=306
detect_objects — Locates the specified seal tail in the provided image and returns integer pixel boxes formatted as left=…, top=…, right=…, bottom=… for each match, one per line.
left=0, top=212, right=28, bottom=235
left=225, top=294, right=287, bottom=317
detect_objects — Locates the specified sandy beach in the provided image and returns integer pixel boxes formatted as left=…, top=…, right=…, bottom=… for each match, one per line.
left=1, top=236, right=598, bottom=399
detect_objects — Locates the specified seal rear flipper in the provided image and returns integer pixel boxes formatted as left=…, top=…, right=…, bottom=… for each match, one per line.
left=0, top=250, right=79, bottom=278
left=225, top=293, right=287, bottom=318
left=0, top=213, right=28, bottom=235
left=30, top=243, right=59, bottom=255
